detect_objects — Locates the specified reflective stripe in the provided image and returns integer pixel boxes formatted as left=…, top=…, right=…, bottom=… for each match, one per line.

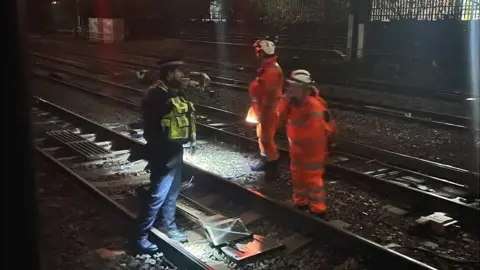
left=309, top=195, right=325, bottom=202
left=288, top=119, right=306, bottom=127
left=291, top=161, right=324, bottom=170
left=294, top=191, right=308, bottom=197
left=160, top=96, right=194, bottom=141
left=308, top=112, right=324, bottom=118
left=288, top=138, right=324, bottom=146
left=251, top=99, right=260, bottom=103
left=171, top=97, right=189, bottom=113
left=288, top=111, right=324, bottom=127
left=309, top=186, right=324, bottom=193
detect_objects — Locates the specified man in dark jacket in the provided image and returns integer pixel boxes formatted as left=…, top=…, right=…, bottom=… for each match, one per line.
left=134, top=59, right=209, bottom=253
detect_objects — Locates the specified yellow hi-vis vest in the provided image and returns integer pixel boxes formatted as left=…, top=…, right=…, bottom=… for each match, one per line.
left=155, top=82, right=196, bottom=141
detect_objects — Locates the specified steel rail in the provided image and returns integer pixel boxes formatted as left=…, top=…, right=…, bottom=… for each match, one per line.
left=33, top=97, right=213, bottom=270
left=30, top=52, right=479, bottom=189
left=31, top=92, right=436, bottom=270
left=31, top=51, right=474, bottom=131
left=29, top=37, right=476, bottom=102
left=166, top=34, right=478, bottom=102
left=31, top=71, right=480, bottom=232
left=31, top=59, right=480, bottom=209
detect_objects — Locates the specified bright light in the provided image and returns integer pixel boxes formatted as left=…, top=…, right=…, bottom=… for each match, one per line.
left=246, top=116, right=259, bottom=124
left=466, top=97, right=477, bottom=101
left=245, top=107, right=260, bottom=124
left=51, top=1, right=58, bottom=4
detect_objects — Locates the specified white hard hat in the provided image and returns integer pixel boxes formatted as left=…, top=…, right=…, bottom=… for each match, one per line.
left=253, top=40, right=275, bottom=55
left=287, top=69, right=314, bottom=85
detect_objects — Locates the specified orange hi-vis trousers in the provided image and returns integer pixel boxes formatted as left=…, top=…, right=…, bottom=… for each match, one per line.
left=290, top=161, right=326, bottom=213
left=256, top=110, right=280, bottom=161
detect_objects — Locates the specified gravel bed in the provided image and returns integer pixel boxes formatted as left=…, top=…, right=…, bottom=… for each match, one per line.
left=36, top=157, right=177, bottom=270
left=32, top=77, right=480, bottom=269
left=183, top=141, right=260, bottom=179
left=31, top=77, right=142, bottom=125
left=33, top=47, right=477, bottom=171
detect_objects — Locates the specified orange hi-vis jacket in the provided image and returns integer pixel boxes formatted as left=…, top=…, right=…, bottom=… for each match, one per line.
left=285, top=96, right=329, bottom=164
left=279, top=93, right=335, bottom=164
left=310, top=87, right=335, bottom=138
left=246, top=56, right=284, bottom=124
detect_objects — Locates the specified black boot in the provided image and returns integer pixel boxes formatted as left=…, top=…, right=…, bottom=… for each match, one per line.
left=250, top=157, right=267, bottom=171
left=311, top=211, right=327, bottom=220
left=263, top=160, right=280, bottom=182
left=293, top=204, right=309, bottom=211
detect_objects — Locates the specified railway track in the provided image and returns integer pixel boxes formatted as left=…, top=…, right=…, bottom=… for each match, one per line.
left=30, top=52, right=480, bottom=185
left=28, top=36, right=477, bottom=104
left=161, top=33, right=477, bottom=103
left=32, top=96, right=436, bottom=270
left=36, top=154, right=185, bottom=270
left=33, top=98, right=211, bottom=270
left=30, top=51, right=475, bottom=131
left=30, top=53, right=480, bottom=269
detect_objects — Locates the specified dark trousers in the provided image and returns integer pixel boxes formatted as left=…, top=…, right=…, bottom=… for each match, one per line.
left=136, top=155, right=183, bottom=240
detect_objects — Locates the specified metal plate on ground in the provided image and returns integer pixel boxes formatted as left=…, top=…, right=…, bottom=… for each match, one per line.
left=239, top=211, right=263, bottom=226
left=200, top=214, right=252, bottom=247
left=221, top=234, right=284, bottom=262
left=281, top=233, right=312, bottom=254
left=47, top=130, right=115, bottom=160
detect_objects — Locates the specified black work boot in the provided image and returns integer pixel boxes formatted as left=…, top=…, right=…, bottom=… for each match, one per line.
left=263, top=159, right=280, bottom=182
left=250, top=157, right=267, bottom=171
left=311, top=211, right=327, bottom=220
left=293, top=204, right=309, bottom=211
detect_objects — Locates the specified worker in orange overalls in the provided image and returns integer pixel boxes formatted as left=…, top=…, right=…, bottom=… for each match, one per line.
left=279, top=69, right=335, bottom=218
left=246, top=40, right=284, bottom=178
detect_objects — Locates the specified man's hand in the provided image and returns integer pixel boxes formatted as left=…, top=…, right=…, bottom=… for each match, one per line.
left=136, top=69, right=148, bottom=80
left=188, top=72, right=211, bottom=91
left=200, top=73, right=211, bottom=89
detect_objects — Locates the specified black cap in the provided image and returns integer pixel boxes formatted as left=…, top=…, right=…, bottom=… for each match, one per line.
left=157, top=59, right=186, bottom=70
